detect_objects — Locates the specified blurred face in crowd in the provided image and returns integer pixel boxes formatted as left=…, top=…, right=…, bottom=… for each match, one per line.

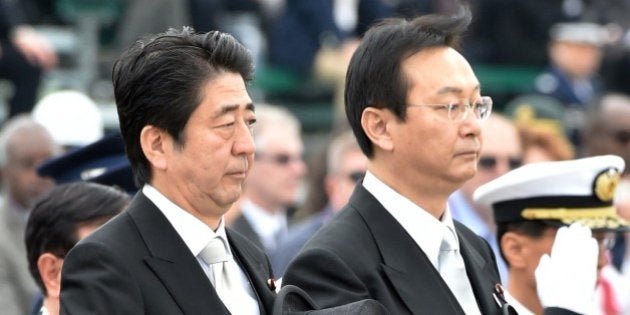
left=325, top=147, right=367, bottom=212
left=246, top=128, right=307, bottom=212
left=460, top=115, right=522, bottom=203
left=615, top=178, right=630, bottom=220
left=372, top=47, right=483, bottom=205
left=3, top=129, right=58, bottom=209
left=549, top=41, right=602, bottom=79
left=584, top=101, right=630, bottom=174
left=146, top=72, right=255, bottom=228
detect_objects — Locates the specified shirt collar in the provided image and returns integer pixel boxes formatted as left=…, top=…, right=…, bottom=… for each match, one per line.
left=142, top=184, right=230, bottom=257
left=503, top=291, right=534, bottom=315
left=362, top=170, right=458, bottom=269
left=240, top=199, right=287, bottom=249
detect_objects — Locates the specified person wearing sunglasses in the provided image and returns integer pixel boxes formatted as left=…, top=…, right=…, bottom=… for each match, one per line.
left=582, top=93, right=630, bottom=179
left=474, top=155, right=628, bottom=315
left=271, top=130, right=367, bottom=276
left=449, top=113, right=523, bottom=284
left=232, top=104, right=307, bottom=257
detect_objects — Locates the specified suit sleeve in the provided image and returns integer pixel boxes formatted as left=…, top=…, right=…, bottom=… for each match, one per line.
left=60, top=241, right=143, bottom=315
left=543, top=307, right=581, bottom=315
left=282, top=246, right=370, bottom=308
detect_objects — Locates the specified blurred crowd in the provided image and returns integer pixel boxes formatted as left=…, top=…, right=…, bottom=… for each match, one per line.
left=0, top=0, right=629, bottom=314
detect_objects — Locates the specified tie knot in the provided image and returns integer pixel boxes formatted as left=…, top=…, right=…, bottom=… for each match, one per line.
left=199, top=237, right=229, bottom=265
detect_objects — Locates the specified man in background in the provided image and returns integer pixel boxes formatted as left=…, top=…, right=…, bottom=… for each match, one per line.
left=272, top=129, right=367, bottom=276
left=26, top=182, right=129, bottom=315
left=582, top=93, right=630, bottom=177
left=233, top=104, right=307, bottom=254
left=0, top=114, right=60, bottom=314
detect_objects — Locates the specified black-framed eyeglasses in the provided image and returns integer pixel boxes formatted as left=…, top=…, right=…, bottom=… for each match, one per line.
left=407, top=96, right=493, bottom=122
left=478, top=155, right=522, bottom=171
left=256, top=153, right=303, bottom=166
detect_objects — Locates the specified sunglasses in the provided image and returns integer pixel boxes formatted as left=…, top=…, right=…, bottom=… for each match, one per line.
left=478, top=156, right=522, bottom=171
left=611, top=130, right=630, bottom=146
left=256, top=153, right=302, bottom=166
left=347, top=171, right=365, bottom=183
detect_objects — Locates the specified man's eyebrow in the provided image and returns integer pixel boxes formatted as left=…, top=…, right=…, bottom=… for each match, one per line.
left=436, top=85, right=481, bottom=95
left=212, top=103, right=255, bottom=118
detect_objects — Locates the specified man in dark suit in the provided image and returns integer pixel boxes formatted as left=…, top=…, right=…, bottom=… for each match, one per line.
left=282, top=6, right=584, bottom=315
left=282, top=7, right=502, bottom=314
left=60, top=27, right=277, bottom=314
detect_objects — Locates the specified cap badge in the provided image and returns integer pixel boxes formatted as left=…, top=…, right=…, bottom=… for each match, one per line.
left=594, top=168, right=620, bottom=202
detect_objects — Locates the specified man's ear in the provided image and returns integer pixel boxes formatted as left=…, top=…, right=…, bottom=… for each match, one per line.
left=361, top=107, right=394, bottom=152
left=501, top=232, right=527, bottom=269
left=140, top=125, right=169, bottom=171
left=37, top=253, right=63, bottom=298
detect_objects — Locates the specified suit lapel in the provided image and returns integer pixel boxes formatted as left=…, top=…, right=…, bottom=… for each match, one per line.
left=350, top=186, right=465, bottom=314
left=227, top=229, right=276, bottom=315
left=456, top=223, right=503, bottom=315
left=128, top=193, right=228, bottom=314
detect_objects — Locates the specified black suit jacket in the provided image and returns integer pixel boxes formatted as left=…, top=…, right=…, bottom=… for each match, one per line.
left=60, top=192, right=276, bottom=314
left=283, top=185, right=504, bottom=314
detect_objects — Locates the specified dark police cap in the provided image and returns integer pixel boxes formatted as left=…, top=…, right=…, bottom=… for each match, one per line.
left=474, top=155, right=628, bottom=232
left=37, top=133, right=136, bottom=194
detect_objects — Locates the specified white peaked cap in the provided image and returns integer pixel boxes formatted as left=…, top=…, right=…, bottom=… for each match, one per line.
left=474, top=155, right=627, bottom=231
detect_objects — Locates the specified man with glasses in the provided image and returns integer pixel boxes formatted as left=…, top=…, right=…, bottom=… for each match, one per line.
left=474, top=155, right=628, bottom=315
left=232, top=104, right=307, bottom=255
left=271, top=130, right=367, bottom=276
left=283, top=7, right=510, bottom=314
left=449, top=113, right=523, bottom=283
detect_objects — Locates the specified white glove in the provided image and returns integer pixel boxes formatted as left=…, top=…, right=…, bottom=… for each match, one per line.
left=535, top=223, right=598, bottom=314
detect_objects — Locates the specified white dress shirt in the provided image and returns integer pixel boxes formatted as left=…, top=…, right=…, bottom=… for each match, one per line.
left=362, top=171, right=482, bottom=314
left=143, top=185, right=259, bottom=314
left=504, top=291, right=534, bottom=315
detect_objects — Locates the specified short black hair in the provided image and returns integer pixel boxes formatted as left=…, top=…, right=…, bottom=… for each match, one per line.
left=112, top=27, right=254, bottom=186
left=25, top=182, right=130, bottom=295
left=344, top=6, right=471, bottom=157
left=496, top=220, right=556, bottom=267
